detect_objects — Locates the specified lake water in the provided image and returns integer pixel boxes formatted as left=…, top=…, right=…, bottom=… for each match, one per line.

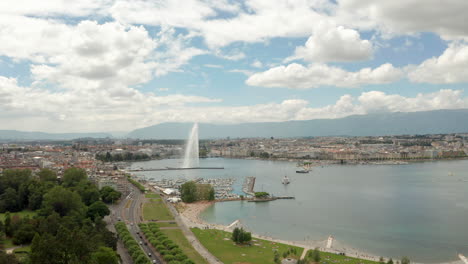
left=131, top=158, right=468, bottom=263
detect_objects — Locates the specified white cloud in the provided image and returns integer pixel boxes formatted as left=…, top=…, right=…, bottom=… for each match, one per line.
left=0, top=76, right=221, bottom=132
left=246, top=63, right=403, bottom=89
left=0, top=0, right=110, bottom=17
left=408, top=43, right=468, bottom=84
left=110, top=0, right=330, bottom=48
left=204, top=64, right=223, bottom=69
left=251, top=60, right=263, bottom=68
left=228, top=69, right=254, bottom=76
left=1, top=75, right=466, bottom=131
left=287, top=22, right=373, bottom=63
left=337, top=0, right=468, bottom=40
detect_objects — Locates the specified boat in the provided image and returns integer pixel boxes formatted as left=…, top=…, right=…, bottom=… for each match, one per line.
left=282, top=175, right=290, bottom=185
left=296, top=162, right=312, bottom=173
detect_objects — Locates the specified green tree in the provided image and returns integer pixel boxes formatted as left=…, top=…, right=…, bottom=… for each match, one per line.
left=180, top=181, right=197, bottom=203
left=42, top=186, right=86, bottom=217
left=387, top=258, right=394, bottom=264
left=100, top=186, right=121, bottom=204
left=12, top=221, right=35, bottom=245
left=87, top=201, right=110, bottom=220
left=0, top=250, right=19, bottom=264
left=37, top=169, right=57, bottom=182
left=3, top=213, right=11, bottom=237
left=310, top=247, right=321, bottom=263
left=401, top=257, right=410, bottom=264
left=208, top=187, right=215, bottom=201
left=231, top=228, right=251, bottom=244
left=90, top=246, right=119, bottom=264
left=0, top=188, right=19, bottom=212
left=62, top=168, right=87, bottom=187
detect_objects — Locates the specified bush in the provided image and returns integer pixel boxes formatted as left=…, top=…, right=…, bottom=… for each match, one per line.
left=175, top=253, right=188, bottom=261
left=164, top=254, right=175, bottom=262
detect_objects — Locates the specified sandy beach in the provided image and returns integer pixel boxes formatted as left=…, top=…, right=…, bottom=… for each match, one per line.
left=178, top=201, right=465, bottom=264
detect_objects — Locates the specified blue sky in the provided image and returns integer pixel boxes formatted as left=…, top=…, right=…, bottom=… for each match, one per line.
left=0, top=0, right=467, bottom=132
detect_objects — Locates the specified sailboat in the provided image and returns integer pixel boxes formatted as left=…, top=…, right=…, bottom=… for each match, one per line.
left=282, top=175, right=290, bottom=185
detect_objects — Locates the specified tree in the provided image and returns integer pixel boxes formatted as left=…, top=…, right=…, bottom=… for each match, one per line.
left=401, top=257, right=410, bottom=264
left=90, top=246, right=119, bottom=264
left=254, top=192, right=269, bottom=198
left=232, top=227, right=240, bottom=243
left=231, top=228, right=252, bottom=244
left=100, top=186, right=121, bottom=204
left=387, top=258, right=394, bottom=264
left=12, top=221, right=35, bottom=245
left=37, top=169, right=57, bottom=182
left=0, top=250, right=19, bottom=264
left=309, top=247, right=321, bottom=263
left=208, top=187, right=215, bottom=201
left=62, top=168, right=87, bottom=187
left=0, top=188, right=19, bottom=212
left=4, top=213, right=11, bottom=237
left=42, top=186, right=86, bottom=217
left=180, top=181, right=197, bottom=203
left=273, top=251, right=280, bottom=264
left=87, top=201, right=110, bottom=220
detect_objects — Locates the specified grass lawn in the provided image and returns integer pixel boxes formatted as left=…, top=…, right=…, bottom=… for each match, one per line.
left=156, top=222, right=178, bottom=228
left=161, top=229, right=208, bottom=264
left=145, top=193, right=161, bottom=199
left=3, top=238, right=14, bottom=248
left=14, top=246, right=31, bottom=262
left=0, top=210, right=36, bottom=221
left=191, top=228, right=304, bottom=264
left=314, top=251, right=379, bottom=264
left=142, top=199, right=174, bottom=221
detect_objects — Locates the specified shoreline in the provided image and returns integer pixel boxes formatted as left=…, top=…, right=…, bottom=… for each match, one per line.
left=179, top=201, right=465, bottom=264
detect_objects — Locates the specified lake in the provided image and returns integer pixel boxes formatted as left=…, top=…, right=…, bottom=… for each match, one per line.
left=131, top=158, right=468, bottom=263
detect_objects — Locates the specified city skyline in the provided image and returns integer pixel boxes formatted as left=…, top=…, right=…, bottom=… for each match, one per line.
left=1, top=0, right=468, bottom=133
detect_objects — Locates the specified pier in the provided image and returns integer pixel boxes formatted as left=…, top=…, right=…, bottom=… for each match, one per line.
left=248, top=196, right=295, bottom=202
left=128, top=167, right=224, bottom=172
left=242, top=177, right=256, bottom=196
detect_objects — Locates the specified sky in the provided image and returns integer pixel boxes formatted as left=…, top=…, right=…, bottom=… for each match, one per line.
left=0, top=0, right=468, bottom=133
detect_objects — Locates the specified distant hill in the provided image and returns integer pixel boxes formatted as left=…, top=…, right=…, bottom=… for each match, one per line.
left=0, top=130, right=112, bottom=141
left=127, top=109, right=468, bottom=139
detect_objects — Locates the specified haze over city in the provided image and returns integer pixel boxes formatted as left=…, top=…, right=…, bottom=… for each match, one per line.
left=1, top=0, right=468, bottom=133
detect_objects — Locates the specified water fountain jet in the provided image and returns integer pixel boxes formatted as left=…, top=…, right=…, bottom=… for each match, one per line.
left=182, top=123, right=199, bottom=168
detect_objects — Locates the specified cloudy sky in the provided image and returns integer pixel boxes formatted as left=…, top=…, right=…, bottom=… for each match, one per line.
left=1, top=0, right=468, bottom=133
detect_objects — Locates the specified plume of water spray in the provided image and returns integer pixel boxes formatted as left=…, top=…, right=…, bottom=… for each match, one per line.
left=182, top=123, right=199, bottom=168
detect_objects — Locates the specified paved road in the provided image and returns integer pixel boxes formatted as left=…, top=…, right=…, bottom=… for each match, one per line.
left=107, top=183, right=163, bottom=264
left=151, top=186, right=222, bottom=264
left=124, top=183, right=163, bottom=264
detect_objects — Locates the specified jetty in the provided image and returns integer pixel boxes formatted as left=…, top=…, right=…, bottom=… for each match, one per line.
left=459, top=254, right=468, bottom=264
left=128, top=167, right=224, bottom=172
left=242, top=177, right=256, bottom=196
left=248, top=196, right=295, bottom=202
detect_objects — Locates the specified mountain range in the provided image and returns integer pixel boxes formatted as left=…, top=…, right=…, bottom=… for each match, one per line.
left=127, top=109, right=468, bottom=139
left=1, top=109, right=468, bottom=141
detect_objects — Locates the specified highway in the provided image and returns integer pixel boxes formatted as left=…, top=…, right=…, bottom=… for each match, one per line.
left=108, top=183, right=164, bottom=264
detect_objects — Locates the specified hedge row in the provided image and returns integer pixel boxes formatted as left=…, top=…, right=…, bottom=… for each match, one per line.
left=127, top=176, right=146, bottom=193
left=115, top=222, right=151, bottom=264
left=138, top=223, right=195, bottom=264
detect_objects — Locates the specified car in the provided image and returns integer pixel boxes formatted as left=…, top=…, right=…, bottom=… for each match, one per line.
left=148, top=253, right=152, bottom=257
left=139, top=241, right=143, bottom=245
left=152, top=260, right=157, bottom=264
